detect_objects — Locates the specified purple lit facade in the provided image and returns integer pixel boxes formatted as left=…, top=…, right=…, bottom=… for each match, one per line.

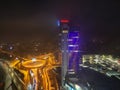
left=68, top=31, right=80, bottom=71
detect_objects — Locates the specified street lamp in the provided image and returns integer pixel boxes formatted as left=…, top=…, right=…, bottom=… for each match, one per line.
left=32, top=58, right=36, bottom=62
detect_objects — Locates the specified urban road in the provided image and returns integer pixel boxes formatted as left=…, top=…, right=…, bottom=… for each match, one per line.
left=0, top=53, right=61, bottom=90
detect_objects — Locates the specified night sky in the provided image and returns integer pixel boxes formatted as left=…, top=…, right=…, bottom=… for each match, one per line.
left=0, top=0, right=120, bottom=43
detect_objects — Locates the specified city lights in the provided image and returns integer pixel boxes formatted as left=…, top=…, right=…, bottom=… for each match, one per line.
left=0, top=0, right=119, bottom=90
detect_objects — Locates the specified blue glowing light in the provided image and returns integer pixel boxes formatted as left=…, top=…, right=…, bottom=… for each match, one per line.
left=57, top=20, right=60, bottom=27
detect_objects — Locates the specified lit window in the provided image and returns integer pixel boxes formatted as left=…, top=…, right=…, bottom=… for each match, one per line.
left=68, top=39, right=73, bottom=41
left=73, top=50, right=79, bottom=52
left=68, top=45, right=78, bottom=47
left=73, top=36, right=79, bottom=38
left=62, top=30, right=68, bottom=33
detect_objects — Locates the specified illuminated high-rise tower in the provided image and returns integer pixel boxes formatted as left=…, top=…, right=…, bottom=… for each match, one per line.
left=59, top=19, right=69, bottom=87
left=59, top=19, right=80, bottom=87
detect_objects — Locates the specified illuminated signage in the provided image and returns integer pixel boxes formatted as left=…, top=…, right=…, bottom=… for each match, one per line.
left=60, top=19, right=69, bottom=23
